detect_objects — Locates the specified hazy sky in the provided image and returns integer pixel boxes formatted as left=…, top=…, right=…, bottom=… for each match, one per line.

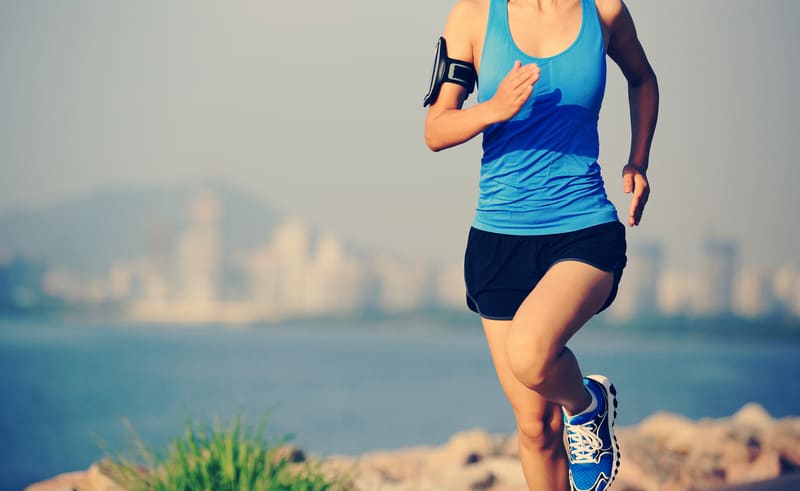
left=1, top=1, right=799, bottom=270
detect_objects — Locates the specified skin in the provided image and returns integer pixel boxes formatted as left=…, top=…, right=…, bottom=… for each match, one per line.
left=424, top=1, right=658, bottom=490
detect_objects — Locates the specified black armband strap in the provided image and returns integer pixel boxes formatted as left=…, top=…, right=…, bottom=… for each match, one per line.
left=423, top=36, right=478, bottom=107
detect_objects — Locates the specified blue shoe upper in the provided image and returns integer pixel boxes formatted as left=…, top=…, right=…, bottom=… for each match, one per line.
left=564, top=377, right=618, bottom=491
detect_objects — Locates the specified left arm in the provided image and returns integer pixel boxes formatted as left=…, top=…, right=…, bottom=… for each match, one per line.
left=599, top=0, right=659, bottom=227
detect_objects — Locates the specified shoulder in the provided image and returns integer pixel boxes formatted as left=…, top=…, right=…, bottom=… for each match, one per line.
left=445, top=0, right=489, bottom=34
left=443, top=0, right=490, bottom=59
left=594, top=0, right=625, bottom=31
left=449, top=0, right=488, bottom=18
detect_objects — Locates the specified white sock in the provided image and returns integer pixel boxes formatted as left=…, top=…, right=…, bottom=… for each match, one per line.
left=565, top=386, right=598, bottom=421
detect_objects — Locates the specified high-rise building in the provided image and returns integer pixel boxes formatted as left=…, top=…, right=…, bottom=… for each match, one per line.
left=309, top=233, right=365, bottom=314
left=247, top=218, right=310, bottom=315
left=697, top=239, right=738, bottom=316
left=733, top=266, right=775, bottom=318
left=367, top=253, right=435, bottom=312
left=608, top=242, right=664, bottom=321
left=177, top=192, right=221, bottom=303
left=773, top=263, right=800, bottom=317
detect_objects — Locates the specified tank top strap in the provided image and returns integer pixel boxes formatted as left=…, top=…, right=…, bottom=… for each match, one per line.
left=483, top=0, right=510, bottom=50
left=580, top=0, right=605, bottom=52
left=486, top=0, right=507, bottom=28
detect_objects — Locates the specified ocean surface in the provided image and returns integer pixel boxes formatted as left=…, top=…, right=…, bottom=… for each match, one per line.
left=1, top=316, right=799, bottom=490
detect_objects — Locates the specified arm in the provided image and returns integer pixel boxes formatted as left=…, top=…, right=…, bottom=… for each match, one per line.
left=424, top=0, right=540, bottom=152
left=602, top=0, right=659, bottom=226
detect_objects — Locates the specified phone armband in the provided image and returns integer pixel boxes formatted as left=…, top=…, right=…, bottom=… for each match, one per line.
left=423, top=36, right=477, bottom=107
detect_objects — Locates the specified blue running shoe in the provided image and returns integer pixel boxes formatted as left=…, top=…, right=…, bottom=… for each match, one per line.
left=563, top=374, right=620, bottom=491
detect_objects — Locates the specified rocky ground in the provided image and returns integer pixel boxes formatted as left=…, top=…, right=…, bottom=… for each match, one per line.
left=26, top=403, right=800, bottom=491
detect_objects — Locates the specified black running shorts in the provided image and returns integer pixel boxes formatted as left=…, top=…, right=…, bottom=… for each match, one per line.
left=464, top=221, right=627, bottom=320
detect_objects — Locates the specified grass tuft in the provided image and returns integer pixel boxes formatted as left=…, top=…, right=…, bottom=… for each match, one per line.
left=100, top=413, right=353, bottom=491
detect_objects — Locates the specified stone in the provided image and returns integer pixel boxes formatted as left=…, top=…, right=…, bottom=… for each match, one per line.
left=23, top=404, right=800, bottom=491
left=500, top=432, right=519, bottom=458
left=726, top=449, right=783, bottom=485
left=24, top=471, right=88, bottom=491
left=635, top=411, right=697, bottom=453
left=276, top=444, right=307, bottom=463
left=85, top=464, right=126, bottom=491
left=426, top=429, right=503, bottom=468
left=732, top=403, right=774, bottom=432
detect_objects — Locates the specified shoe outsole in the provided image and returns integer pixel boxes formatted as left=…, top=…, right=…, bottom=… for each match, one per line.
left=586, top=374, right=621, bottom=490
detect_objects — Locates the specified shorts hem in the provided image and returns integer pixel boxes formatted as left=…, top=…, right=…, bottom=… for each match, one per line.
left=466, top=293, right=515, bottom=321
left=546, top=257, right=619, bottom=275
left=477, top=312, right=515, bottom=321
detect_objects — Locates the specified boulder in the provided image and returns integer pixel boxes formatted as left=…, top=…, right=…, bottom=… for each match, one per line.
left=425, top=429, right=504, bottom=468
left=23, top=403, right=800, bottom=491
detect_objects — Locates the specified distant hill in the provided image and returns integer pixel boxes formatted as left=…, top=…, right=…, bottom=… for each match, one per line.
left=0, top=181, right=281, bottom=276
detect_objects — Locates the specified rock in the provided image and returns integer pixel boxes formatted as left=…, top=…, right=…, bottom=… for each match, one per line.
left=469, top=471, right=496, bottom=490
left=732, top=403, right=774, bottom=432
left=24, top=470, right=88, bottom=491
left=23, top=404, right=800, bottom=491
left=24, top=463, right=124, bottom=491
left=500, top=432, right=519, bottom=458
left=766, top=418, right=800, bottom=471
left=352, top=446, right=433, bottom=484
left=85, top=463, right=126, bottom=491
left=726, top=449, right=783, bottom=485
left=276, top=444, right=307, bottom=463
left=635, top=411, right=697, bottom=453
left=426, top=429, right=504, bottom=468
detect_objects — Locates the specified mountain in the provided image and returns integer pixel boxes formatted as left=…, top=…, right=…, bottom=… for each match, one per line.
left=0, top=180, right=280, bottom=276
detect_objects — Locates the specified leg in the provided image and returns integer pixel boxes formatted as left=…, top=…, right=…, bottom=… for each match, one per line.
left=505, top=260, right=614, bottom=414
left=483, top=317, right=569, bottom=491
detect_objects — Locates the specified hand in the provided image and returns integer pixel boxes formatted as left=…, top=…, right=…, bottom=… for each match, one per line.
left=622, top=164, right=650, bottom=227
left=488, top=60, right=540, bottom=122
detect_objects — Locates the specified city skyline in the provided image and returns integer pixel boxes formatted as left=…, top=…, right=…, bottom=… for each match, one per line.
left=1, top=1, right=799, bottom=272
left=2, top=184, right=799, bottom=323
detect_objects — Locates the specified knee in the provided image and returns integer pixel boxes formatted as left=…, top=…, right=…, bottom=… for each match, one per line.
left=506, top=330, right=557, bottom=391
left=516, top=413, right=563, bottom=452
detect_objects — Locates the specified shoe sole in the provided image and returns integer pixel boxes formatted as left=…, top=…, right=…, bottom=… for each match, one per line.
left=585, top=374, right=621, bottom=490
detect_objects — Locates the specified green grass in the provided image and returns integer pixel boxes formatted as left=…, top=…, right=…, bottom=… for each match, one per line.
left=99, top=414, right=353, bottom=491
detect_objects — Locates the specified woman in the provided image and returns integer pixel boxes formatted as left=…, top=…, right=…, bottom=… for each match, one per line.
left=424, top=0, right=658, bottom=490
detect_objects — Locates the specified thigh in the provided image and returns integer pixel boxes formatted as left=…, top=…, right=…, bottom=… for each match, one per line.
left=509, top=260, right=614, bottom=357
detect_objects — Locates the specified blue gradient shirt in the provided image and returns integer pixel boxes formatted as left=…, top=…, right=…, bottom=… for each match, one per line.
left=474, top=0, right=619, bottom=234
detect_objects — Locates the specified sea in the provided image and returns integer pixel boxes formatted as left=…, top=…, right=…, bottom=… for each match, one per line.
left=1, top=316, right=799, bottom=491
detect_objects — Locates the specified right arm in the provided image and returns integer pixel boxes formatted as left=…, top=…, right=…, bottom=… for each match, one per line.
left=424, top=0, right=540, bottom=152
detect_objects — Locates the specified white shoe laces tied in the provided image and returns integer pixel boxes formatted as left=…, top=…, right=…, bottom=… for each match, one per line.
left=566, top=422, right=602, bottom=464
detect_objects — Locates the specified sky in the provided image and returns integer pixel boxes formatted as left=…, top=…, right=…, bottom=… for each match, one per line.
left=1, top=0, right=799, bottom=271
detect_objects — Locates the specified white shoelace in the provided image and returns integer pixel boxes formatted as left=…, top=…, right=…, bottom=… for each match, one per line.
left=565, top=422, right=603, bottom=464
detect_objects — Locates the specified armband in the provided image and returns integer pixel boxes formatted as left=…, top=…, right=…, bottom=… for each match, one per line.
left=423, top=36, right=477, bottom=107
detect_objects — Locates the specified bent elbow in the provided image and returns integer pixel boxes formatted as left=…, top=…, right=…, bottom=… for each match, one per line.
left=424, top=129, right=445, bottom=152
left=630, top=67, right=658, bottom=90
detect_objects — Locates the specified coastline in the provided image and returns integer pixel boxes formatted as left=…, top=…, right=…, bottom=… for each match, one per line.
left=25, top=402, right=800, bottom=491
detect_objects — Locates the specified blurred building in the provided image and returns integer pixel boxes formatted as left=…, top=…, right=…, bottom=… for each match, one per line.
left=608, top=242, right=664, bottom=321
left=247, top=219, right=368, bottom=317
left=366, top=253, right=436, bottom=312
left=308, top=232, right=365, bottom=314
left=656, top=268, right=700, bottom=316
left=434, top=261, right=466, bottom=309
left=0, top=252, right=51, bottom=310
left=733, top=265, right=776, bottom=318
left=697, top=239, right=738, bottom=316
left=176, top=192, right=221, bottom=303
left=773, top=262, right=800, bottom=317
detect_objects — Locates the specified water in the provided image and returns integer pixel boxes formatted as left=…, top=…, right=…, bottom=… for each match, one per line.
left=1, top=317, right=799, bottom=490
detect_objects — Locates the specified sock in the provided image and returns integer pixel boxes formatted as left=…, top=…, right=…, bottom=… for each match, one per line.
left=565, top=385, right=598, bottom=421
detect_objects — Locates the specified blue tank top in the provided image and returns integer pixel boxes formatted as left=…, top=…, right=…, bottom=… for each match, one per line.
left=473, top=0, right=619, bottom=235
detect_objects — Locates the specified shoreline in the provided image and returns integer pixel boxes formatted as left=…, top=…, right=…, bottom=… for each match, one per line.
left=25, top=402, right=800, bottom=491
